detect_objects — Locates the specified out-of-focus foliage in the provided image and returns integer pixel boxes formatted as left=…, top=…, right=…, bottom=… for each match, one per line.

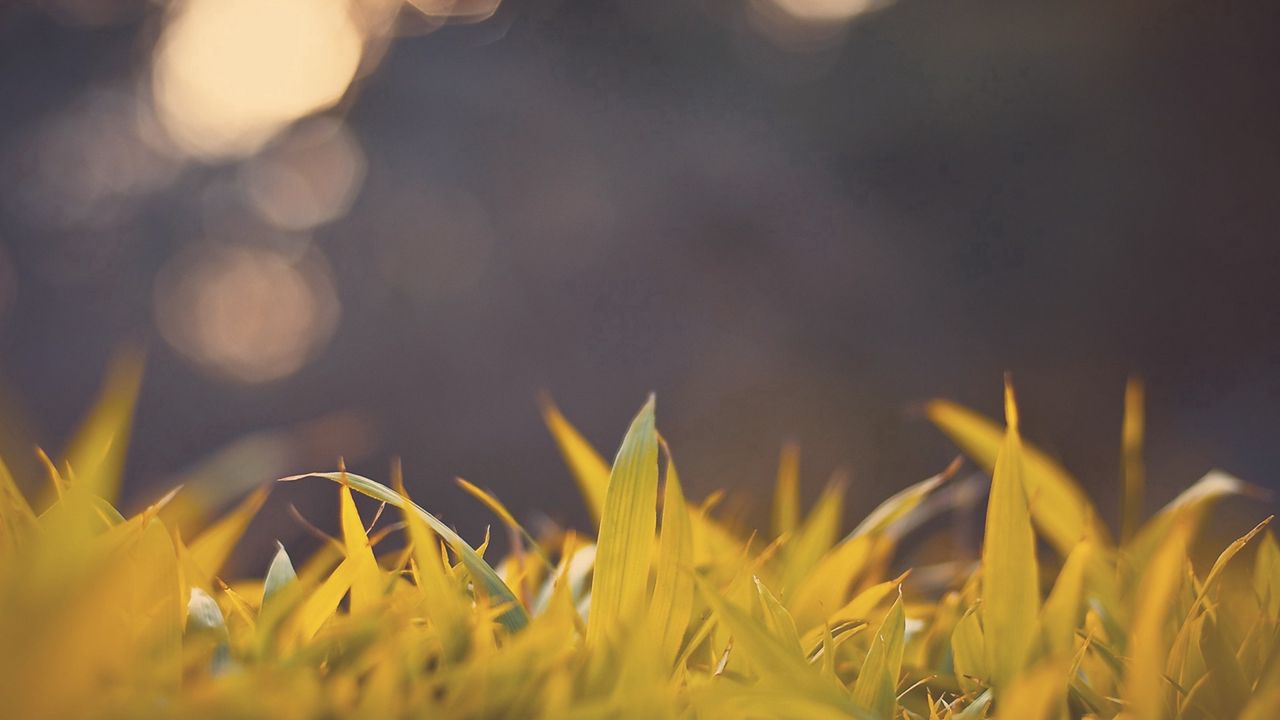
left=0, top=367, right=1275, bottom=719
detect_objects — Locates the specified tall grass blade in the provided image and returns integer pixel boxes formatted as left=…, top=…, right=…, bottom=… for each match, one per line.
left=586, top=395, right=659, bottom=646
left=980, top=378, right=1040, bottom=690
left=1121, top=377, right=1145, bottom=544
left=60, top=348, right=144, bottom=504
left=926, top=396, right=1108, bottom=555
left=541, top=395, right=611, bottom=525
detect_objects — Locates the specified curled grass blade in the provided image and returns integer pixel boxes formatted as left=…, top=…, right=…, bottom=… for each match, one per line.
left=279, top=470, right=530, bottom=632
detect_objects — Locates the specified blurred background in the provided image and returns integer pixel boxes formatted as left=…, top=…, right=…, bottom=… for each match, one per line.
left=1, top=0, right=1277, bottom=567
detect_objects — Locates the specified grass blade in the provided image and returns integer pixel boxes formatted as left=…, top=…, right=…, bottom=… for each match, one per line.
left=649, top=438, right=695, bottom=667
left=1126, top=469, right=1260, bottom=569
left=771, top=442, right=800, bottom=538
left=540, top=395, right=611, bottom=525
left=338, top=480, right=383, bottom=615
left=586, top=395, right=659, bottom=646
left=850, top=590, right=905, bottom=718
left=980, top=378, right=1040, bottom=689
left=1039, top=539, right=1091, bottom=656
left=60, top=348, right=144, bottom=504
left=926, top=394, right=1108, bottom=555
left=1124, top=514, right=1192, bottom=720
left=279, top=470, right=530, bottom=632
left=1121, top=377, right=1145, bottom=544
left=187, top=486, right=269, bottom=588
left=261, top=541, right=297, bottom=609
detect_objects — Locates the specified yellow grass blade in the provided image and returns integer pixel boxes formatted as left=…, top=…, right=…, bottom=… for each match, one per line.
left=753, top=576, right=803, bottom=657
left=951, top=604, right=985, bottom=693
left=779, top=480, right=843, bottom=595
left=649, top=438, right=695, bottom=667
left=60, top=348, right=144, bottom=504
left=695, top=577, right=852, bottom=710
left=1124, top=514, right=1192, bottom=720
left=993, top=659, right=1068, bottom=720
left=294, top=555, right=356, bottom=643
left=844, top=458, right=959, bottom=541
left=772, top=442, right=800, bottom=538
left=540, top=395, right=611, bottom=525
left=850, top=590, right=905, bottom=718
left=338, top=479, right=383, bottom=616
left=456, top=476, right=519, bottom=528
left=980, top=378, right=1040, bottom=690
left=1255, top=530, right=1280, bottom=618
left=1121, top=377, right=1145, bottom=544
left=396, top=466, right=472, bottom=660
left=1164, top=516, right=1272, bottom=688
left=0, top=453, right=36, bottom=555
left=787, top=465, right=952, bottom=629
left=926, top=395, right=1108, bottom=554
left=787, top=534, right=874, bottom=630
left=187, top=486, right=269, bottom=588
left=800, top=572, right=905, bottom=649
left=586, top=395, right=659, bottom=646
left=953, top=690, right=993, bottom=719
left=1197, top=515, right=1272, bottom=602
left=456, top=476, right=552, bottom=573
left=1040, top=539, right=1092, bottom=656
left=1126, top=469, right=1258, bottom=569
left=1198, top=612, right=1250, bottom=718
left=688, top=686, right=869, bottom=720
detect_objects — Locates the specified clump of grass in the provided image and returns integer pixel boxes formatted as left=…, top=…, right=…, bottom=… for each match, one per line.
left=0, top=363, right=1275, bottom=719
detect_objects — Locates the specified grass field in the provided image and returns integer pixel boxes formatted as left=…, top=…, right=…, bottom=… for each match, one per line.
left=0, top=365, right=1275, bottom=719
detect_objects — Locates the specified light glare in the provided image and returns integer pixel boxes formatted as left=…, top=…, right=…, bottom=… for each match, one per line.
left=151, top=0, right=364, bottom=160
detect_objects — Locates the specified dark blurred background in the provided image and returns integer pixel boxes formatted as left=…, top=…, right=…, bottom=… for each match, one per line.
left=1, top=0, right=1277, bottom=565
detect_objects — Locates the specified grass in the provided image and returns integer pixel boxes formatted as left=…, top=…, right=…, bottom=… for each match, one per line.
left=0, top=360, right=1276, bottom=719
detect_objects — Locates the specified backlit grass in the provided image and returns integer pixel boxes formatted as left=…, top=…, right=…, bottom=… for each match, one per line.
left=0, top=363, right=1275, bottom=719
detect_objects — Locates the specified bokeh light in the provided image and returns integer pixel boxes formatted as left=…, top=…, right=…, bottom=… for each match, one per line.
left=406, top=0, right=503, bottom=23
left=151, top=0, right=364, bottom=160
left=154, top=243, right=340, bottom=383
left=3, top=90, right=181, bottom=231
left=240, top=118, right=367, bottom=232
left=763, top=0, right=884, bottom=24
left=747, top=0, right=891, bottom=50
